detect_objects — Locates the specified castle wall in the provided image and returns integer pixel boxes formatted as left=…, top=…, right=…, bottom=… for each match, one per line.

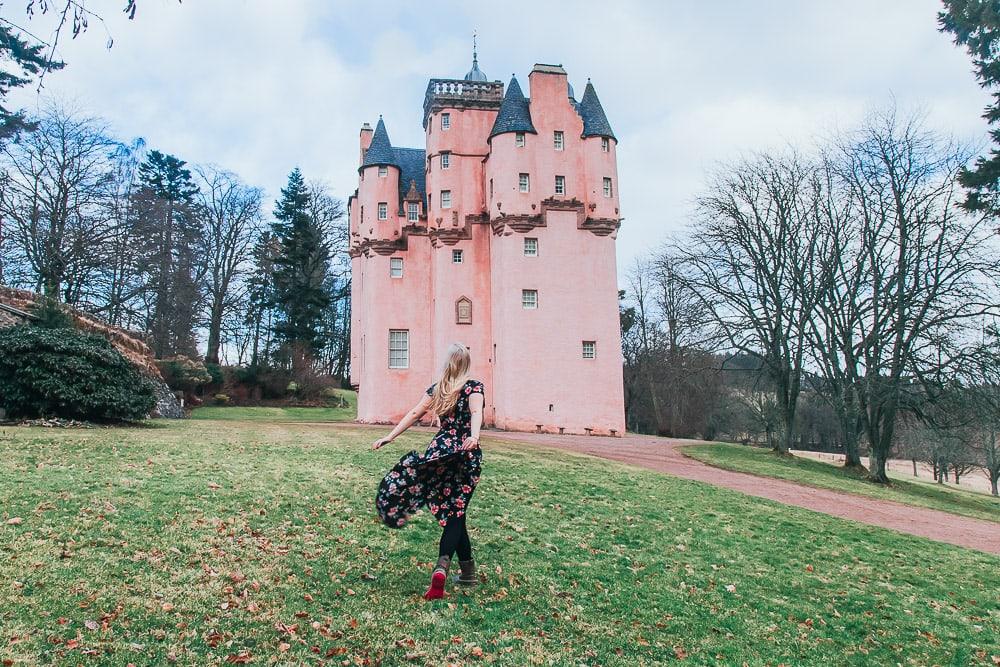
left=352, top=66, right=625, bottom=435
left=490, top=209, right=625, bottom=435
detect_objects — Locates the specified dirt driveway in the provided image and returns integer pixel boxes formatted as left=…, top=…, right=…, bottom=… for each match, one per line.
left=480, top=430, right=1000, bottom=556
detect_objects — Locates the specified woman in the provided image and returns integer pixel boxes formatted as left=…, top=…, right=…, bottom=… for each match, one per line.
left=372, top=343, right=485, bottom=600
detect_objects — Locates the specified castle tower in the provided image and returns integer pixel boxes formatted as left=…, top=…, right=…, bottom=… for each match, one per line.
left=349, top=56, right=625, bottom=435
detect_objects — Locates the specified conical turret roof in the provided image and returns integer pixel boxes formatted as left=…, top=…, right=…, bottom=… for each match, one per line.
left=578, top=80, right=615, bottom=141
left=489, top=76, right=536, bottom=139
left=361, top=117, right=397, bottom=168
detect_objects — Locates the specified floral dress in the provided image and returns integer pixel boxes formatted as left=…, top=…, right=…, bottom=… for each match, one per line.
left=376, top=379, right=485, bottom=529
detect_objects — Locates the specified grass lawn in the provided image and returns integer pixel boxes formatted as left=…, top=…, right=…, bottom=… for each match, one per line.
left=0, top=419, right=997, bottom=666
left=190, top=394, right=357, bottom=423
left=682, top=443, right=1000, bottom=525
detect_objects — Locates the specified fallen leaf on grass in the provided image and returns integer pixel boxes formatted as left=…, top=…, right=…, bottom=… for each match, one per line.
left=225, top=652, right=253, bottom=664
left=673, top=646, right=688, bottom=659
left=6, top=517, right=23, bottom=525
left=207, top=482, right=221, bottom=490
left=84, top=619, right=99, bottom=631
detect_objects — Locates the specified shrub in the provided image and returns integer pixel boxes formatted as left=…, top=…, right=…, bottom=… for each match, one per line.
left=0, top=325, right=156, bottom=421
left=213, top=393, right=230, bottom=405
left=156, top=355, right=212, bottom=392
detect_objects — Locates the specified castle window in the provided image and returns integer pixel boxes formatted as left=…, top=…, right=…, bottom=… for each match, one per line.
left=603, top=177, right=613, bottom=198
left=407, top=202, right=419, bottom=222
left=388, top=329, right=409, bottom=369
left=452, top=249, right=463, bottom=264
left=456, top=297, right=472, bottom=325
left=390, top=257, right=403, bottom=278
left=554, top=130, right=564, bottom=151
left=555, top=175, right=565, bottom=195
left=515, top=132, right=525, bottom=147
left=441, top=190, right=452, bottom=208
left=378, top=165, right=388, bottom=177
left=524, top=237, right=538, bottom=256
left=489, top=178, right=493, bottom=198
left=602, top=137, right=610, bottom=152
left=441, top=113, right=451, bottom=130
left=519, top=173, right=530, bottom=193
left=441, top=152, right=450, bottom=169
left=521, top=289, right=538, bottom=309
left=582, top=341, right=596, bottom=359
left=378, top=202, right=388, bottom=220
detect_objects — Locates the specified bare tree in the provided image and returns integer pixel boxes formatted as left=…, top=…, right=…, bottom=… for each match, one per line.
left=194, top=165, right=263, bottom=365
left=683, top=152, right=831, bottom=453
left=825, top=109, right=999, bottom=483
left=0, top=102, right=114, bottom=301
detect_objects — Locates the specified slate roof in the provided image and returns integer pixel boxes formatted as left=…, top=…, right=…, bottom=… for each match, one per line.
left=392, top=147, right=426, bottom=213
left=360, top=117, right=427, bottom=213
left=361, top=117, right=396, bottom=167
left=489, top=76, right=536, bottom=139
left=577, top=81, right=616, bottom=141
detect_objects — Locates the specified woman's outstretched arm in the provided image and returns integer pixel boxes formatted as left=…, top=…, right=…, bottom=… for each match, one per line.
left=371, top=393, right=433, bottom=450
left=462, top=392, right=485, bottom=450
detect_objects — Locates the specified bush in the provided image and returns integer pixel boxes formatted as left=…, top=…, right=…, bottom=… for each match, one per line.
left=156, top=356, right=212, bottom=392
left=213, top=393, right=230, bottom=405
left=0, top=325, right=156, bottom=422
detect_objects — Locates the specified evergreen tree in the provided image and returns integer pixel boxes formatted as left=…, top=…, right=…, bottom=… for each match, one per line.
left=134, top=150, right=201, bottom=358
left=271, top=168, right=331, bottom=372
left=0, top=24, right=65, bottom=141
left=940, top=1, right=1000, bottom=214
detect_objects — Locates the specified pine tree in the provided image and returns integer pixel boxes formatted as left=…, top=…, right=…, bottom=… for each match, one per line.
left=271, top=168, right=331, bottom=372
left=940, top=1, right=1000, bottom=214
left=134, top=150, right=201, bottom=358
left=0, top=24, right=65, bottom=141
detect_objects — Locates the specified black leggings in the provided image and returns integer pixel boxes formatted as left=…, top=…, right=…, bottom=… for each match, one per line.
left=438, top=514, right=472, bottom=560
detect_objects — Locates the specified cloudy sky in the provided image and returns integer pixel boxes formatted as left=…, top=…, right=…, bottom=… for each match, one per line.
left=4, top=0, right=992, bottom=273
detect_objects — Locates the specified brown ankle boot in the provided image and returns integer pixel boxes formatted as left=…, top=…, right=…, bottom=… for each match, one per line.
left=451, top=558, right=477, bottom=586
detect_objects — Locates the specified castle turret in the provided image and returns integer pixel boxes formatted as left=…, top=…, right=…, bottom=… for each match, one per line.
left=487, top=76, right=537, bottom=220
left=358, top=117, right=402, bottom=243
left=577, top=80, right=620, bottom=223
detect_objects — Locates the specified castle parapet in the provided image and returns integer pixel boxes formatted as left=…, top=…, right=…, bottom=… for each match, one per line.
left=423, top=78, right=504, bottom=128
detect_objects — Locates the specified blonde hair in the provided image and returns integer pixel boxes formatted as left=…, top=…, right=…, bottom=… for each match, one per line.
left=427, top=343, right=471, bottom=417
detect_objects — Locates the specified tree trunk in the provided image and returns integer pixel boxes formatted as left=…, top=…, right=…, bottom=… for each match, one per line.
left=912, top=458, right=917, bottom=476
left=991, top=472, right=998, bottom=497
left=205, top=298, right=225, bottom=365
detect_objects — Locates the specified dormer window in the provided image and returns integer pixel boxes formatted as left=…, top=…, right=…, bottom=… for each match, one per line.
left=407, top=202, right=419, bottom=222
left=554, top=130, right=564, bottom=151
left=603, top=177, right=613, bottom=198
left=378, top=165, right=388, bottom=177
left=441, top=113, right=451, bottom=130
left=378, top=202, right=388, bottom=220
left=519, top=173, right=530, bottom=193
left=555, top=175, right=565, bottom=196
left=602, top=137, right=610, bottom=152
left=441, top=152, right=450, bottom=169
left=515, top=132, right=525, bottom=147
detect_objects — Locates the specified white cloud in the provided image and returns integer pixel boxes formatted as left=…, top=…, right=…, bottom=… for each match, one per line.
left=3, top=0, right=991, bottom=274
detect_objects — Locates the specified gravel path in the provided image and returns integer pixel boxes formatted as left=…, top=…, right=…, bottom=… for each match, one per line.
left=480, top=430, right=1000, bottom=556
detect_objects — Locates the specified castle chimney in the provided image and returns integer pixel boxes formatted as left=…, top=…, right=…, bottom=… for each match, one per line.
left=359, top=122, right=373, bottom=166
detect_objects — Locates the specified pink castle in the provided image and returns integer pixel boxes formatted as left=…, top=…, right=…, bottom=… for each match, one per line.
left=349, top=52, right=625, bottom=436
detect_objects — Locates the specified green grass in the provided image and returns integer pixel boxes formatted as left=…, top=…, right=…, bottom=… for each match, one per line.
left=0, top=420, right=997, bottom=666
left=190, top=394, right=356, bottom=423
left=683, top=443, right=1000, bottom=525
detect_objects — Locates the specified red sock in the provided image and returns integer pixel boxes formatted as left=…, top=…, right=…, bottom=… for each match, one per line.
left=423, top=569, right=446, bottom=600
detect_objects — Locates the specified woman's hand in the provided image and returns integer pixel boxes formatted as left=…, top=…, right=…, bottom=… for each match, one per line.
left=372, top=437, right=393, bottom=450
left=460, top=436, right=480, bottom=451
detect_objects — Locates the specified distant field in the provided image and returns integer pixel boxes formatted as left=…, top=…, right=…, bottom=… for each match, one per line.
left=190, top=392, right=357, bottom=422
left=683, top=442, right=1000, bottom=524
left=0, top=419, right=997, bottom=665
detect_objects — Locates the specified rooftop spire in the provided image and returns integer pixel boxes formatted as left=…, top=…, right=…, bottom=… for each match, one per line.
left=578, top=80, right=616, bottom=141
left=361, top=116, right=396, bottom=168
left=463, top=31, right=488, bottom=82
left=489, top=75, right=536, bottom=139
